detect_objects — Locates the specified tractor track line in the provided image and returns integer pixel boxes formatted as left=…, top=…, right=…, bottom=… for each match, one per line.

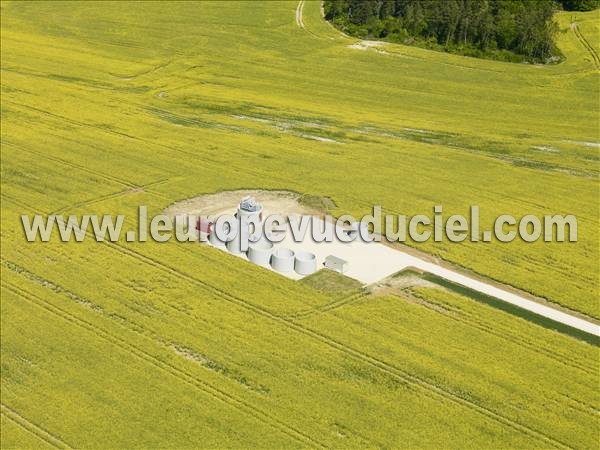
left=5, top=161, right=593, bottom=375
left=4, top=193, right=571, bottom=447
left=397, top=290, right=597, bottom=374
left=572, top=22, right=600, bottom=69
left=2, top=257, right=377, bottom=446
left=3, top=100, right=146, bottom=146
left=1, top=403, right=72, bottom=449
left=1, top=193, right=45, bottom=216
left=48, top=177, right=173, bottom=215
left=103, top=241, right=570, bottom=449
left=295, top=0, right=304, bottom=28
left=48, top=188, right=143, bottom=215
left=3, top=106, right=291, bottom=202
left=427, top=293, right=598, bottom=373
left=295, top=0, right=327, bottom=40
left=452, top=311, right=596, bottom=375
left=5, top=98, right=296, bottom=190
left=298, top=282, right=594, bottom=377
left=288, top=291, right=368, bottom=319
left=2, top=281, right=327, bottom=450
left=2, top=140, right=169, bottom=200
left=396, top=293, right=596, bottom=376
left=299, top=286, right=595, bottom=376
left=2, top=156, right=575, bottom=446
left=2, top=140, right=137, bottom=188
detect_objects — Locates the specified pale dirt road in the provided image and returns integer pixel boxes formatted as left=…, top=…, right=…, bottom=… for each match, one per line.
left=571, top=21, right=600, bottom=69
left=289, top=3, right=599, bottom=335
left=54, top=182, right=599, bottom=336
left=196, top=207, right=600, bottom=337
left=295, top=0, right=305, bottom=29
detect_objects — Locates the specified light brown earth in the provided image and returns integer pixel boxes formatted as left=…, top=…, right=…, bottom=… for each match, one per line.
left=164, top=189, right=326, bottom=221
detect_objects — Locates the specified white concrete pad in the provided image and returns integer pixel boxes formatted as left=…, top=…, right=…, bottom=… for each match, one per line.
left=205, top=216, right=600, bottom=336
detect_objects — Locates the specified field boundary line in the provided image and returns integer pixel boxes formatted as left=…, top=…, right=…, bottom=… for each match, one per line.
left=103, top=242, right=570, bottom=449
left=2, top=281, right=326, bottom=449
left=1, top=403, right=72, bottom=449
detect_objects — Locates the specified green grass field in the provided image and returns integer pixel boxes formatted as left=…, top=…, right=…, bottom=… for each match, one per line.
left=1, top=1, right=599, bottom=448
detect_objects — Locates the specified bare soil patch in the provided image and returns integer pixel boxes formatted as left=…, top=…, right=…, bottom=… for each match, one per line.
left=164, top=189, right=331, bottom=220
left=369, top=269, right=438, bottom=296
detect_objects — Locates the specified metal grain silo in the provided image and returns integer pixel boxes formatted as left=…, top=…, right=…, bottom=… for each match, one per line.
left=271, top=248, right=295, bottom=273
left=247, top=240, right=274, bottom=267
left=238, top=196, right=263, bottom=221
left=209, top=227, right=227, bottom=247
left=211, top=219, right=237, bottom=249
left=226, top=233, right=243, bottom=254
left=294, top=251, right=317, bottom=275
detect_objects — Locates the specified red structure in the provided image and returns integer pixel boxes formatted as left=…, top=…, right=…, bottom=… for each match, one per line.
left=196, top=217, right=213, bottom=234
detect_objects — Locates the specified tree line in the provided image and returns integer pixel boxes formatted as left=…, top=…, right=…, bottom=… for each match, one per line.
left=324, top=0, right=598, bottom=62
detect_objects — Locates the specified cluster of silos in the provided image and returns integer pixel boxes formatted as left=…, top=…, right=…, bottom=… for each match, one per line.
left=250, top=245, right=317, bottom=275
left=294, top=251, right=317, bottom=275
left=209, top=197, right=317, bottom=276
left=247, top=240, right=273, bottom=267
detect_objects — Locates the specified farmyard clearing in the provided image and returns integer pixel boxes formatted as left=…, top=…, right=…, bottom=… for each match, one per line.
left=1, top=1, right=599, bottom=448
